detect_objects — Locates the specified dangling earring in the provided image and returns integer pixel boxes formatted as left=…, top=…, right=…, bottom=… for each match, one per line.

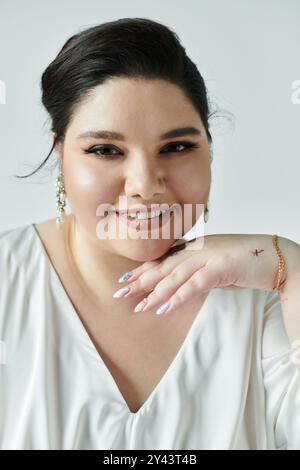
left=209, top=143, right=214, bottom=163
left=204, top=200, right=210, bottom=223
left=55, top=163, right=66, bottom=230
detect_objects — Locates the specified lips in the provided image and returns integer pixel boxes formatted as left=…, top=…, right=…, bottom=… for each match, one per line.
left=116, top=207, right=173, bottom=231
left=116, top=209, right=169, bottom=220
left=116, top=204, right=173, bottom=216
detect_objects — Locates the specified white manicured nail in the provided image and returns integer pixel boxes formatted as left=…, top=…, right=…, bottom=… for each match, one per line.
left=156, top=302, right=170, bottom=315
left=113, top=286, right=130, bottom=298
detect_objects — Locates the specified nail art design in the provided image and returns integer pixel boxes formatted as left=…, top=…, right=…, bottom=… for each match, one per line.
left=156, top=302, right=171, bottom=315
left=118, top=271, right=133, bottom=283
left=112, top=286, right=130, bottom=298
left=134, top=298, right=148, bottom=313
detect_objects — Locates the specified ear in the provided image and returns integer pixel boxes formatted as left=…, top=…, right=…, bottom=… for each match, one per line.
left=51, top=132, right=63, bottom=163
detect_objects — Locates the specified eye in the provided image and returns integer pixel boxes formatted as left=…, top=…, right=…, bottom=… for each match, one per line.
left=84, top=145, right=121, bottom=158
left=83, top=140, right=199, bottom=159
left=160, top=141, right=200, bottom=154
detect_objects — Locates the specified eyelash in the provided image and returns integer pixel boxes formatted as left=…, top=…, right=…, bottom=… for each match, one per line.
left=83, top=141, right=200, bottom=159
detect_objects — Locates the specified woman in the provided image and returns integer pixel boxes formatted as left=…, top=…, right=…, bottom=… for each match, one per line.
left=0, top=17, right=299, bottom=450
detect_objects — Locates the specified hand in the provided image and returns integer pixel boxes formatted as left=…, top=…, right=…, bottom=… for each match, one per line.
left=113, top=234, right=288, bottom=315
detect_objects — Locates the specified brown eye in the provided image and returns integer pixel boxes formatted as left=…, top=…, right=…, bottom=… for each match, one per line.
left=84, top=145, right=121, bottom=158
left=84, top=140, right=199, bottom=160
left=160, top=141, right=199, bottom=154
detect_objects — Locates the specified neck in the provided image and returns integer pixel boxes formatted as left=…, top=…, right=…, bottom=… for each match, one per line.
left=65, top=213, right=145, bottom=316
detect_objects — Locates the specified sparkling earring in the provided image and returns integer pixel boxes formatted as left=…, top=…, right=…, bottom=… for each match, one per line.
left=204, top=200, right=210, bottom=223
left=55, top=165, right=66, bottom=230
left=209, top=143, right=214, bottom=163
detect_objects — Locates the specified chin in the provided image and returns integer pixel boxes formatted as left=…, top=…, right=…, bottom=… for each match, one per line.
left=117, top=238, right=174, bottom=262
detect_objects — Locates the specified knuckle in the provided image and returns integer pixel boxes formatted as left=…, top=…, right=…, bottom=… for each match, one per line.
left=169, top=269, right=181, bottom=282
left=137, top=277, right=151, bottom=293
left=190, top=271, right=205, bottom=289
left=172, top=290, right=184, bottom=305
left=139, top=260, right=160, bottom=276
left=152, top=281, right=165, bottom=295
left=157, top=265, right=166, bottom=277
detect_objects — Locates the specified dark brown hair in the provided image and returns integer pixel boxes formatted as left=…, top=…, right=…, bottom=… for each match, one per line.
left=15, top=17, right=217, bottom=178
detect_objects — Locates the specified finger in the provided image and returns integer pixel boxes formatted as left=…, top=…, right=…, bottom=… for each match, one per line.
left=153, top=265, right=221, bottom=315
left=134, top=255, right=206, bottom=312
left=116, top=244, right=192, bottom=298
left=117, top=240, right=188, bottom=284
left=118, top=234, right=202, bottom=283
left=116, top=254, right=184, bottom=300
left=117, top=259, right=160, bottom=284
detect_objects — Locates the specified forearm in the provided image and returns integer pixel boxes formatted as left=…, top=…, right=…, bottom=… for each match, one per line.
left=278, top=237, right=300, bottom=370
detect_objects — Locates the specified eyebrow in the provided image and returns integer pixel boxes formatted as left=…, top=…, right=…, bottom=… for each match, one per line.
left=77, top=126, right=202, bottom=141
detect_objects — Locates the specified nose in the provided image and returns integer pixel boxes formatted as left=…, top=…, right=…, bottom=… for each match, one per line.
left=124, top=157, right=166, bottom=199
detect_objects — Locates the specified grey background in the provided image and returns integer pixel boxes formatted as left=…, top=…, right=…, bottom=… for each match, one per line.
left=0, top=0, right=299, bottom=242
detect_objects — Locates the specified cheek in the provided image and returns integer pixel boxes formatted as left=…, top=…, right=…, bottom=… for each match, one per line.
left=172, top=158, right=211, bottom=203
left=63, top=162, right=114, bottom=217
left=172, top=159, right=211, bottom=228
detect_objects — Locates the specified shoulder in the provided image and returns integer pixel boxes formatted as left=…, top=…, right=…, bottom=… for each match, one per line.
left=226, top=287, right=292, bottom=358
left=208, top=287, right=277, bottom=353
left=209, top=286, right=267, bottom=320
left=0, top=223, right=38, bottom=331
left=261, top=289, right=292, bottom=358
left=0, top=223, right=35, bottom=265
left=0, top=217, right=59, bottom=269
left=0, top=223, right=39, bottom=296
left=0, top=219, right=60, bottom=332
left=199, top=287, right=268, bottom=348
left=0, top=220, right=52, bottom=293
left=0, top=215, right=69, bottom=301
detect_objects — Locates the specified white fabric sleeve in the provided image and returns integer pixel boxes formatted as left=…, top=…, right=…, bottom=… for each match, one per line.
left=261, top=290, right=300, bottom=450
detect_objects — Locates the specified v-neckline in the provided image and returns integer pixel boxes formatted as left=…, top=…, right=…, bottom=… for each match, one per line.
left=30, top=221, right=213, bottom=417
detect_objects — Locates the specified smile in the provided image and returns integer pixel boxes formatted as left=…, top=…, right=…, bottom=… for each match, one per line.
left=126, top=209, right=169, bottom=220
left=116, top=208, right=172, bottom=230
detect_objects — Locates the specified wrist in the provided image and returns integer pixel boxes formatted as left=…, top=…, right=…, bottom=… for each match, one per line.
left=278, top=236, right=300, bottom=293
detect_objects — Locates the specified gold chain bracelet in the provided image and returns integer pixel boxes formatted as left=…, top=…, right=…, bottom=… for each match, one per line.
left=272, top=234, right=287, bottom=292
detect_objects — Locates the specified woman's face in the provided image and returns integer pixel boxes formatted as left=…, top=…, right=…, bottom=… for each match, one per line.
left=55, top=77, right=212, bottom=261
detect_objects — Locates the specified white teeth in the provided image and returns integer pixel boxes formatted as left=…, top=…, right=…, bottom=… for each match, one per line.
left=128, top=209, right=169, bottom=220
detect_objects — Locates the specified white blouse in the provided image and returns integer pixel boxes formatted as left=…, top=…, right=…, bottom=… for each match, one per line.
left=0, top=223, right=299, bottom=450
